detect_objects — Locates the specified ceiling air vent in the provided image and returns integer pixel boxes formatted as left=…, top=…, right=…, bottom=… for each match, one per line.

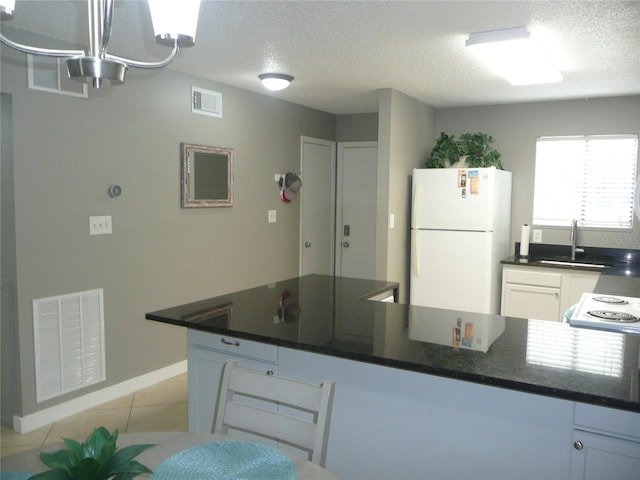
left=192, top=87, right=222, bottom=118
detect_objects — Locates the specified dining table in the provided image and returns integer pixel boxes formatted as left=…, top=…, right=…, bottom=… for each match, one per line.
left=0, top=432, right=341, bottom=480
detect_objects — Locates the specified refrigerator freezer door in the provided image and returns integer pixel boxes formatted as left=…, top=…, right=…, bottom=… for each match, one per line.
left=410, top=229, right=498, bottom=314
left=412, top=167, right=498, bottom=231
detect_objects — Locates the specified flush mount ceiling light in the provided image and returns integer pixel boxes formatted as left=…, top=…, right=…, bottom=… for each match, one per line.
left=465, top=26, right=562, bottom=86
left=259, top=73, right=294, bottom=91
left=0, top=0, right=201, bottom=88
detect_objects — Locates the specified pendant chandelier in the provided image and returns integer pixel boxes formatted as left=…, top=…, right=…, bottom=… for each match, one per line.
left=0, top=0, right=201, bottom=88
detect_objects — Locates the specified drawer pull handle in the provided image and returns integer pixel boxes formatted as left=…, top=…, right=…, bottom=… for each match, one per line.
left=573, top=441, right=584, bottom=450
left=266, top=370, right=274, bottom=376
left=220, top=338, right=240, bottom=347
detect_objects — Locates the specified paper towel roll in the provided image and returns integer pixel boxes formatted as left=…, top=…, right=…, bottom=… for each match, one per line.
left=520, top=224, right=530, bottom=257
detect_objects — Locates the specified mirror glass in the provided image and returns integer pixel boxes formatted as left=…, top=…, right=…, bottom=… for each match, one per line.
left=181, top=143, right=234, bottom=208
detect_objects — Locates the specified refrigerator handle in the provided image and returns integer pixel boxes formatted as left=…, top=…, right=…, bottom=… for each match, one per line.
left=635, top=174, right=640, bottom=222
left=412, top=229, right=419, bottom=276
left=412, top=182, right=421, bottom=230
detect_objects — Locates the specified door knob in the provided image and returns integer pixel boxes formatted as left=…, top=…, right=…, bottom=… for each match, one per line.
left=342, top=241, right=350, bottom=248
left=573, top=441, right=584, bottom=450
left=304, top=241, right=311, bottom=248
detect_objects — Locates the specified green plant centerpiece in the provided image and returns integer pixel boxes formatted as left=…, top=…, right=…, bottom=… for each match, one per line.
left=425, top=131, right=503, bottom=169
left=30, top=427, right=155, bottom=480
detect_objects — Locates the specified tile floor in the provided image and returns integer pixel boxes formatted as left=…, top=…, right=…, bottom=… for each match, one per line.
left=0, top=373, right=188, bottom=458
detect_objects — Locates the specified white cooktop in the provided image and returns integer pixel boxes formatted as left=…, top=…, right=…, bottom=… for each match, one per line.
left=569, top=293, right=640, bottom=335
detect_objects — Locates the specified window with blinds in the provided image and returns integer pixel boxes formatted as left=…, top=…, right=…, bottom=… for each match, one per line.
left=532, top=134, right=638, bottom=229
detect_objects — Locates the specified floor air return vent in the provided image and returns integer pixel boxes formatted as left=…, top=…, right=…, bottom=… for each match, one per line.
left=33, top=288, right=106, bottom=402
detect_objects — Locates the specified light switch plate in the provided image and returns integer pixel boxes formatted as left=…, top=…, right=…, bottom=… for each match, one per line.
left=268, top=210, right=277, bottom=224
left=89, top=216, right=112, bottom=235
left=389, top=213, right=395, bottom=229
left=533, top=229, right=542, bottom=243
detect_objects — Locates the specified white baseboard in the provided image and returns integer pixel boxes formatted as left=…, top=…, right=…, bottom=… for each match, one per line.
left=13, top=360, right=187, bottom=434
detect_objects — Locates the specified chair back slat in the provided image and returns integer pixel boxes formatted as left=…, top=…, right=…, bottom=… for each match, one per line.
left=213, top=360, right=335, bottom=466
left=228, top=368, right=324, bottom=411
left=224, top=402, right=317, bottom=449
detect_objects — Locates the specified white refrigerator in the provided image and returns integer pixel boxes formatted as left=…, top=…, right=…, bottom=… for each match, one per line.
left=410, top=167, right=512, bottom=314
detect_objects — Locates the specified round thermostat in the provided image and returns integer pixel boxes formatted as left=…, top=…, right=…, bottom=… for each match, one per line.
left=108, top=185, right=122, bottom=197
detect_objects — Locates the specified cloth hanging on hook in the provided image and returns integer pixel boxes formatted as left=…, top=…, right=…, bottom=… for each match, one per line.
left=279, top=172, right=302, bottom=202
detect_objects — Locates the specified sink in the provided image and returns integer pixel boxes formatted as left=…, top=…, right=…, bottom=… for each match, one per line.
left=524, top=245, right=616, bottom=269
left=538, top=259, right=611, bottom=269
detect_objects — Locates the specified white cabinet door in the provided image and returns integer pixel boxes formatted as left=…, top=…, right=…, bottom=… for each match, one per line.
left=571, top=430, right=640, bottom=480
left=501, top=283, right=561, bottom=321
left=561, top=272, right=600, bottom=313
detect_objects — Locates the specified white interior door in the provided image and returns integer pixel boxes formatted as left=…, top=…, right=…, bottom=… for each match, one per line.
left=336, top=142, right=378, bottom=280
left=300, top=136, right=335, bottom=276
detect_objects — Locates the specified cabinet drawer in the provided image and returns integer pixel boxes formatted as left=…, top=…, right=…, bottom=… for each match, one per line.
left=188, top=330, right=277, bottom=363
left=504, top=268, right=562, bottom=288
left=574, top=403, right=640, bottom=440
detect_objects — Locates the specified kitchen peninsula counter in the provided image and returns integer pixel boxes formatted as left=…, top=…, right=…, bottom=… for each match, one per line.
left=146, top=274, right=639, bottom=413
left=147, top=274, right=639, bottom=479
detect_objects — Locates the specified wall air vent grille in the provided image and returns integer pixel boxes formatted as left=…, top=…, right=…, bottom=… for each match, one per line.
left=192, top=87, right=222, bottom=118
left=33, top=288, right=106, bottom=402
left=27, top=54, right=88, bottom=98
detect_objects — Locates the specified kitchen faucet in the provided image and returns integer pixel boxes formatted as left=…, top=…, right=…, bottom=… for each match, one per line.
left=570, top=218, right=584, bottom=261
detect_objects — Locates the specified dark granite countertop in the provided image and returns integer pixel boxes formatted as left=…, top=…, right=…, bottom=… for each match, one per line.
left=146, top=274, right=639, bottom=413
left=501, top=244, right=640, bottom=278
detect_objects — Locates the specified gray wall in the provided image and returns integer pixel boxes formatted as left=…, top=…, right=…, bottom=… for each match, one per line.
left=435, top=96, right=640, bottom=252
left=2, top=93, right=19, bottom=424
left=1, top=48, right=335, bottom=417
left=336, top=113, right=379, bottom=142
left=378, top=89, right=436, bottom=303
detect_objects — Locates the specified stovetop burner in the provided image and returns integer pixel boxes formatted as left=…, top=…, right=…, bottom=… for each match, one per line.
left=587, top=310, right=640, bottom=323
left=570, top=293, right=640, bottom=334
left=592, top=296, right=629, bottom=305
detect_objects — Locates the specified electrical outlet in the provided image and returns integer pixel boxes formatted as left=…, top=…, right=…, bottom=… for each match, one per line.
left=268, top=210, right=277, bottom=224
left=89, top=215, right=112, bottom=235
left=389, top=213, right=395, bottom=229
left=533, top=229, right=542, bottom=243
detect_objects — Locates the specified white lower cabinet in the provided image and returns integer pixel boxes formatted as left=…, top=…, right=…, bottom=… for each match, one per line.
left=501, top=265, right=599, bottom=321
left=570, top=430, right=640, bottom=479
left=187, top=330, right=278, bottom=434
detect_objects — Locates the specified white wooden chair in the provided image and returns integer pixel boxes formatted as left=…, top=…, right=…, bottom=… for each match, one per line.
left=213, top=360, right=336, bottom=466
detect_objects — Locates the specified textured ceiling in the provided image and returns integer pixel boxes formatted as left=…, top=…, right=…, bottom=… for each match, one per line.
left=2, top=0, right=640, bottom=114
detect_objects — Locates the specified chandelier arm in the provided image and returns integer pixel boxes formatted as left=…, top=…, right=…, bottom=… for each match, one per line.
left=0, top=33, right=85, bottom=57
left=98, top=0, right=114, bottom=56
left=105, top=42, right=179, bottom=69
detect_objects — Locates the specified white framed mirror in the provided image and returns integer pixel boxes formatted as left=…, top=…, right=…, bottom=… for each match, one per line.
left=181, top=143, right=234, bottom=208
